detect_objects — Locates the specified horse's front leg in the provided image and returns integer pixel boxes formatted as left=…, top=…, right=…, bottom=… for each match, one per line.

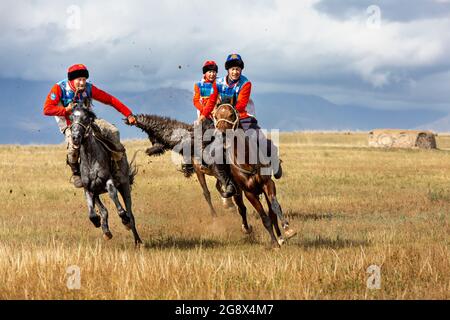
left=195, top=167, right=217, bottom=217
left=94, top=195, right=113, bottom=240
left=105, top=179, right=127, bottom=218
left=263, top=180, right=297, bottom=240
left=85, top=190, right=101, bottom=228
left=244, top=190, right=279, bottom=249
left=233, top=189, right=252, bottom=234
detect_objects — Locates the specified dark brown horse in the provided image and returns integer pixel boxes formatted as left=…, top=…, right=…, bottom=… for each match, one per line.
left=213, top=104, right=296, bottom=248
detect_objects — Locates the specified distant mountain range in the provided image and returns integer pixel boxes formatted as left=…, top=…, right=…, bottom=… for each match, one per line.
left=0, top=78, right=447, bottom=144
left=416, top=114, right=450, bottom=133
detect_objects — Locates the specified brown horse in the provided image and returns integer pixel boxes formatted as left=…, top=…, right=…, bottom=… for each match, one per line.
left=130, top=114, right=235, bottom=217
left=213, top=104, right=296, bottom=248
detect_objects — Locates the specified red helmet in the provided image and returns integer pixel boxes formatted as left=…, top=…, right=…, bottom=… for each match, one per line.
left=202, top=60, right=218, bottom=74
left=68, top=64, right=89, bottom=80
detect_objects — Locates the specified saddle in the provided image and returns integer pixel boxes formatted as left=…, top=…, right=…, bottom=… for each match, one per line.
left=91, top=123, right=125, bottom=161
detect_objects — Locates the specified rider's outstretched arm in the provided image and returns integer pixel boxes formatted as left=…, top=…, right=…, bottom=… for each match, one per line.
left=193, top=83, right=204, bottom=113
left=201, top=82, right=218, bottom=118
left=234, top=82, right=252, bottom=113
left=91, top=85, right=132, bottom=118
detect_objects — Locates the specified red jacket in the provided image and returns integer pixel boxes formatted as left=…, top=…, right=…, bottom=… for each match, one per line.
left=43, top=80, right=132, bottom=131
left=192, top=78, right=218, bottom=118
left=216, top=76, right=252, bottom=119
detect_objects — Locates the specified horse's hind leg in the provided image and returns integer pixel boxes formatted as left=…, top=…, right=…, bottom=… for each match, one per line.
left=263, top=180, right=297, bottom=240
left=263, top=191, right=282, bottom=238
left=105, top=179, right=128, bottom=222
left=85, top=190, right=101, bottom=228
left=118, top=183, right=143, bottom=246
left=264, top=192, right=283, bottom=245
left=195, top=168, right=217, bottom=217
left=233, top=190, right=252, bottom=234
left=244, top=191, right=279, bottom=249
left=94, top=195, right=113, bottom=240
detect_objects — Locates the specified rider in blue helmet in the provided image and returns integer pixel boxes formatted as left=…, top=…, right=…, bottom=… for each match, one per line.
left=214, top=53, right=282, bottom=179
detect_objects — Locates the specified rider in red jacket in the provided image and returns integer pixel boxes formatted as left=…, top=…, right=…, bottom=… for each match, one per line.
left=43, top=64, right=136, bottom=188
left=192, top=60, right=219, bottom=121
left=213, top=54, right=282, bottom=179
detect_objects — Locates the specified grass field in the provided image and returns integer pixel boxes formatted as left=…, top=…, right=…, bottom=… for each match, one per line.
left=0, top=132, right=449, bottom=299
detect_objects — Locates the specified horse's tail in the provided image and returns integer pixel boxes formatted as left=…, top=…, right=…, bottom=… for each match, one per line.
left=128, top=149, right=142, bottom=186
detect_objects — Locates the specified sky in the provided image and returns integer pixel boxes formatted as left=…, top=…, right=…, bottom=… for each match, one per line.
left=0, top=0, right=449, bottom=112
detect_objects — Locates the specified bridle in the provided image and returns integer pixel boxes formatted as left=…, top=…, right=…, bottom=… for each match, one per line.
left=70, top=94, right=93, bottom=140
left=70, top=110, right=122, bottom=157
left=70, top=110, right=92, bottom=141
left=213, top=104, right=240, bottom=131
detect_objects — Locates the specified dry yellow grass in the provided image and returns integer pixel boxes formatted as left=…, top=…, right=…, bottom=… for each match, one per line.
left=0, top=132, right=449, bottom=299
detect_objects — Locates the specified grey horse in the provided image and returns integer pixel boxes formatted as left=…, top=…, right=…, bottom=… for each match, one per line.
left=70, top=105, right=142, bottom=245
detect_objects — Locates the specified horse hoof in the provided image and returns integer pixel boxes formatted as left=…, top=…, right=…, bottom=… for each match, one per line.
left=284, top=228, right=297, bottom=240
left=221, top=197, right=235, bottom=210
left=103, top=232, right=113, bottom=240
left=90, top=216, right=101, bottom=228
left=278, top=237, right=285, bottom=246
left=135, top=240, right=143, bottom=248
left=210, top=209, right=218, bottom=218
left=123, top=222, right=132, bottom=231
left=241, top=224, right=253, bottom=234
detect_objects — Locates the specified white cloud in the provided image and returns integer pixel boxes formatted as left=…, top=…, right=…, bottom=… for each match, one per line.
left=0, top=0, right=449, bottom=110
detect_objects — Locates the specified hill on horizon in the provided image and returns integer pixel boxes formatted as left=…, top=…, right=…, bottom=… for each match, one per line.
left=0, top=78, right=447, bottom=144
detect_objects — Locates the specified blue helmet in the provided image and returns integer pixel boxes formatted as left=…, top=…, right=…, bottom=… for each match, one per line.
left=225, top=53, right=244, bottom=70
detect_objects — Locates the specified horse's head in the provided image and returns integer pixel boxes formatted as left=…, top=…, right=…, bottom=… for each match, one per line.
left=70, top=104, right=96, bottom=148
left=213, top=103, right=240, bottom=132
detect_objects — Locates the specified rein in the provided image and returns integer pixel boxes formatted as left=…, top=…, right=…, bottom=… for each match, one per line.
left=226, top=146, right=270, bottom=176
left=213, top=104, right=240, bottom=130
left=70, top=121, right=91, bottom=138
left=70, top=121, right=123, bottom=158
left=229, top=155, right=259, bottom=175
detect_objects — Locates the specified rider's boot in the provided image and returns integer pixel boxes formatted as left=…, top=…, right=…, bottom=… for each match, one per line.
left=180, top=138, right=195, bottom=177
left=273, top=158, right=283, bottom=179
left=265, top=138, right=283, bottom=179
left=68, top=161, right=83, bottom=188
left=213, top=163, right=236, bottom=198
